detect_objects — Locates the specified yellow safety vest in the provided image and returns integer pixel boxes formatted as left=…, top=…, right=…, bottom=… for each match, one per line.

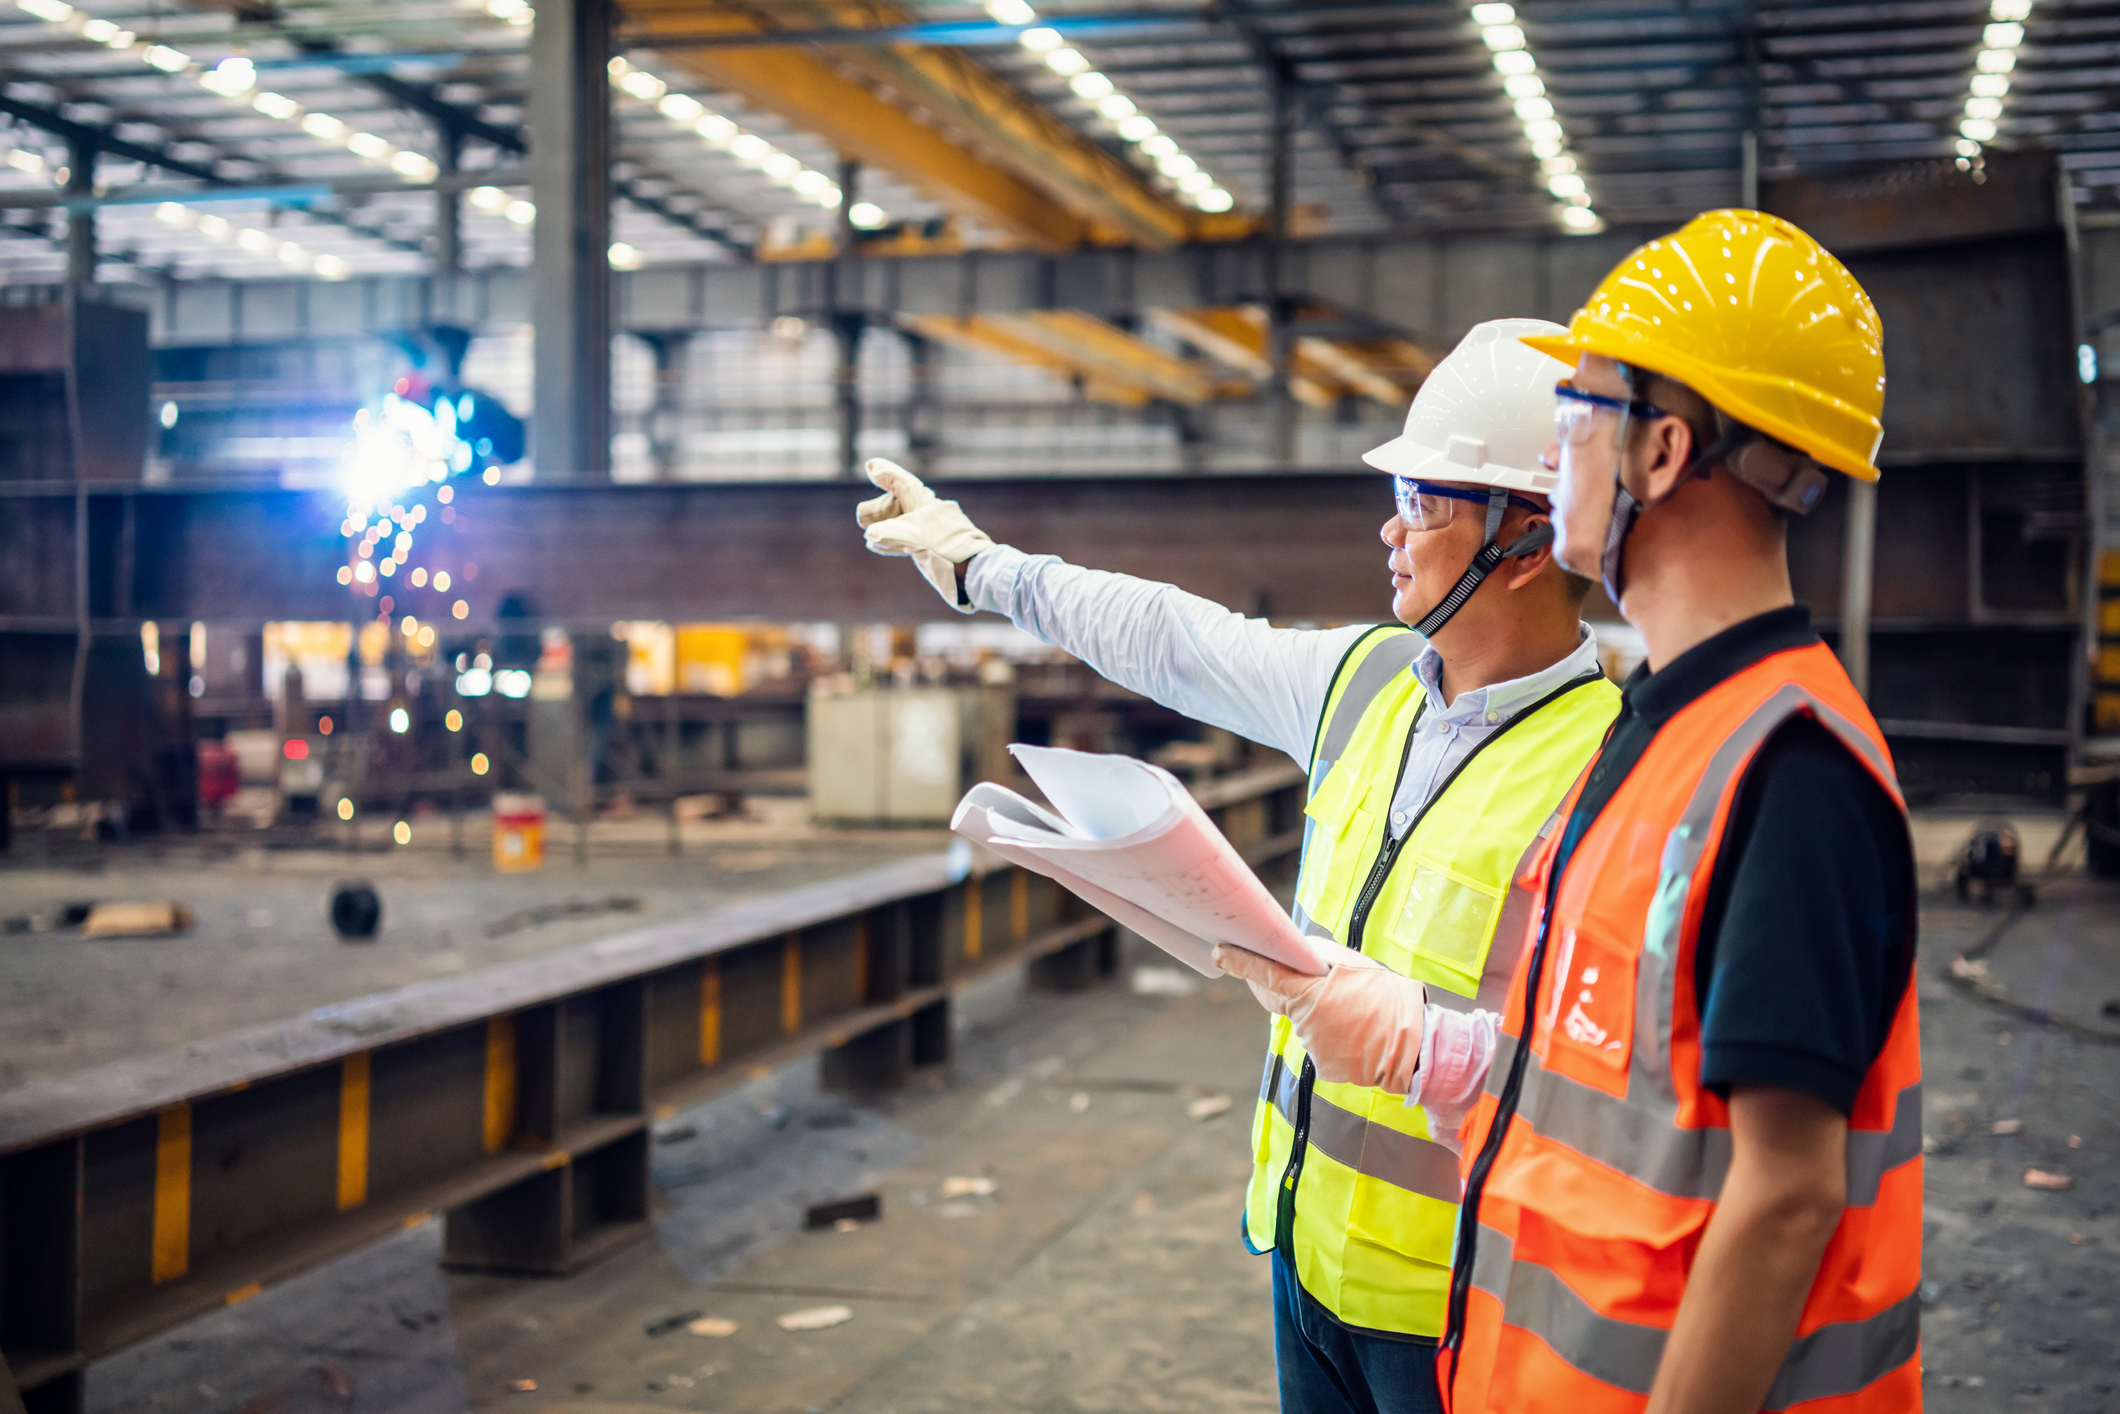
left=1242, top=625, right=1619, bottom=1340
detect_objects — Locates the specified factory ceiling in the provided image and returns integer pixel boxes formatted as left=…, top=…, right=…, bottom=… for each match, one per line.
left=0, top=0, right=2111, bottom=286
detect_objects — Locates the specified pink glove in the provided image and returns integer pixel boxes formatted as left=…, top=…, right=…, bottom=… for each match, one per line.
left=1212, top=944, right=1426, bottom=1093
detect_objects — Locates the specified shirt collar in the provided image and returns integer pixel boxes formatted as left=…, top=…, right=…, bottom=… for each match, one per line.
left=1414, top=623, right=1603, bottom=724
left=1622, top=604, right=1820, bottom=725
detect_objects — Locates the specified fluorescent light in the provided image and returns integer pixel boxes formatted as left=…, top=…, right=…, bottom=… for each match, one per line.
left=253, top=91, right=301, bottom=120
left=620, top=70, right=666, bottom=101
left=1019, top=26, right=1062, bottom=52
left=1960, top=116, right=1998, bottom=140
left=155, top=202, right=192, bottom=225
left=1492, top=48, right=1536, bottom=75
left=1991, top=0, right=2032, bottom=19
left=1196, top=187, right=1233, bottom=213
left=697, top=114, right=737, bottom=144
left=278, top=242, right=309, bottom=267
left=200, top=58, right=254, bottom=95
left=505, top=199, right=536, bottom=225
left=1140, top=133, right=1178, bottom=158
left=1955, top=137, right=1983, bottom=157
left=1547, top=173, right=1586, bottom=198
left=1541, top=154, right=1577, bottom=174
left=1504, top=74, right=1544, bottom=98
left=1178, top=170, right=1213, bottom=193
left=17, top=0, right=74, bottom=21
left=848, top=200, right=887, bottom=228
left=658, top=93, right=704, bottom=123
left=1069, top=71, right=1115, bottom=100
left=987, top=0, right=1037, bottom=22
left=729, top=133, right=771, bottom=163
left=6, top=148, right=46, bottom=173
left=196, top=213, right=230, bottom=238
left=315, top=254, right=350, bottom=280
left=1983, top=21, right=2024, bottom=46
left=392, top=151, right=439, bottom=180
left=1483, top=24, right=1526, bottom=51
left=144, top=45, right=191, bottom=72
left=301, top=113, right=348, bottom=140
left=235, top=228, right=274, bottom=254
left=762, top=153, right=801, bottom=180
left=1977, top=48, right=2017, bottom=73
left=1964, top=96, right=2003, bottom=120
left=1117, top=114, right=1158, bottom=141
left=1522, top=118, right=1563, bottom=143
left=1044, top=47, right=1089, bottom=75
left=1470, top=2, right=1515, bottom=22
left=469, top=185, right=507, bottom=210
left=346, top=132, right=394, bottom=161
left=1970, top=73, right=2010, bottom=98
left=1157, top=152, right=1197, bottom=177
left=608, top=242, right=642, bottom=269
left=1513, top=96, right=1554, bottom=121
left=1097, top=93, right=1137, bottom=120
left=1561, top=206, right=1600, bottom=231
left=1530, top=135, right=1563, bottom=159
left=78, top=17, right=117, bottom=41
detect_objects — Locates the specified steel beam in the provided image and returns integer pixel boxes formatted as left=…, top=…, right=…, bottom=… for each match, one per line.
left=529, top=0, right=615, bottom=483
left=0, top=767, right=1305, bottom=1412
left=0, top=474, right=1404, bottom=628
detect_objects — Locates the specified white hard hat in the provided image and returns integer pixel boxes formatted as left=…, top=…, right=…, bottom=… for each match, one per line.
left=1360, top=317, right=1572, bottom=495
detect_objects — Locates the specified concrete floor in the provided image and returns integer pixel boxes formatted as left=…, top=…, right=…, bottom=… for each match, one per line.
left=27, top=811, right=2120, bottom=1412
left=0, top=810, right=949, bottom=1088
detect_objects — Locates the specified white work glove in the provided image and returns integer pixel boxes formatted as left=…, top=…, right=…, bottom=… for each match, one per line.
left=856, top=458, right=994, bottom=614
left=1405, top=1005, right=1499, bottom=1154
left=1212, top=944, right=1426, bottom=1094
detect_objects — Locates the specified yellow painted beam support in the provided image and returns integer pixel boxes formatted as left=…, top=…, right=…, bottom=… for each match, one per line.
left=483, top=1015, right=516, bottom=1153
left=700, top=959, right=722, bottom=1065
left=337, top=1052, right=371, bottom=1211
left=781, top=932, right=803, bottom=1033
left=1144, top=306, right=1341, bottom=408
left=625, top=5, right=1089, bottom=252
left=150, top=1103, right=191, bottom=1284
left=1295, top=337, right=1413, bottom=410
left=903, top=311, right=1215, bottom=406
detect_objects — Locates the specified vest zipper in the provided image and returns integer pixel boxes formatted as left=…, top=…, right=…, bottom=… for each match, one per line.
left=1441, top=675, right=1619, bottom=1358
left=1270, top=670, right=1604, bottom=1267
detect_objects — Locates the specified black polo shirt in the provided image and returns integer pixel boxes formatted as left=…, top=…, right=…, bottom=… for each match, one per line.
left=1549, top=606, right=1916, bottom=1116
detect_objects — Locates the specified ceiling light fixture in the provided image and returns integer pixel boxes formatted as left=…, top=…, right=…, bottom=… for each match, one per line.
left=1470, top=4, right=1600, bottom=233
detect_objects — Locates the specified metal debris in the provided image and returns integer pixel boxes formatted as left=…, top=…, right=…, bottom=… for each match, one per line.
left=777, top=1305, right=854, bottom=1331
left=687, top=1317, right=740, bottom=1337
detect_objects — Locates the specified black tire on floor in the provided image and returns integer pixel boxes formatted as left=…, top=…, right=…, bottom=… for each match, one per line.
left=331, top=883, right=382, bottom=939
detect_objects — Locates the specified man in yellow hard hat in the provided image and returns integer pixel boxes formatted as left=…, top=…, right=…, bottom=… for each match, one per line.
left=1217, top=210, right=1922, bottom=1413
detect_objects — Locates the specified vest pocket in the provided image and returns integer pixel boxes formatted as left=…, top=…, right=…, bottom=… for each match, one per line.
left=1296, top=764, right=1374, bottom=929
left=1387, top=858, right=1506, bottom=994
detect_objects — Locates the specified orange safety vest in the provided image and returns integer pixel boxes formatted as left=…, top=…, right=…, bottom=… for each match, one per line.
left=1441, top=641, right=1923, bottom=1413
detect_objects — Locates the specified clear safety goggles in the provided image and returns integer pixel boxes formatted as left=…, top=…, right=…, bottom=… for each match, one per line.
left=1552, top=381, right=1672, bottom=447
left=1392, top=477, right=1545, bottom=532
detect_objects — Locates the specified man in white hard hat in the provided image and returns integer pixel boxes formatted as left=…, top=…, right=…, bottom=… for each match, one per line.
left=857, top=318, right=1620, bottom=1414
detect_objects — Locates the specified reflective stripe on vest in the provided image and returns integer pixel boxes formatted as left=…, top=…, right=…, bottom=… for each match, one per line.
left=1446, top=643, right=1924, bottom=1413
left=1244, top=627, right=1620, bottom=1340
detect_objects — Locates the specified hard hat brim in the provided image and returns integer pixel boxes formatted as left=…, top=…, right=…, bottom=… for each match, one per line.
left=1361, top=433, right=1558, bottom=495
left=1513, top=330, right=1883, bottom=483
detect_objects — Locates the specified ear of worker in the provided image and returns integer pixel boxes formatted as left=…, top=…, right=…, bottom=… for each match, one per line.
left=1211, top=944, right=1426, bottom=1095
left=857, top=458, right=994, bottom=613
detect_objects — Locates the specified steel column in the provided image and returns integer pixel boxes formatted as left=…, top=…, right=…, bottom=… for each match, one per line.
left=528, top=0, right=614, bottom=482
left=1264, top=69, right=1298, bottom=468
left=832, top=159, right=864, bottom=480
left=63, top=137, right=94, bottom=290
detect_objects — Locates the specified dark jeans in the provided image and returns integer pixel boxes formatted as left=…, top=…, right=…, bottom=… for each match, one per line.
left=1273, top=1252, right=1445, bottom=1414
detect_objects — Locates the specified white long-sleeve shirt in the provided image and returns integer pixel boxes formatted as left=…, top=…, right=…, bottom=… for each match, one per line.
left=967, top=545, right=1603, bottom=844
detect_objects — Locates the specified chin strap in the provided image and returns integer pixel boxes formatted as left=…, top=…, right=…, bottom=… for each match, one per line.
left=1600, top=364, right=1651, bottom=605
left=1413, top=488, right=1556, bottom=639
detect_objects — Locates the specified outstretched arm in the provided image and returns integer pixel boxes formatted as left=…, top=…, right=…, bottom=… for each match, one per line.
left=859, top=459, right=1374, bottom=763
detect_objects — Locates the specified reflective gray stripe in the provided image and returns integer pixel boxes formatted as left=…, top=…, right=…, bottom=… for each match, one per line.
left=1315, top=630, right=1423, bottom=771
left=1470, top=1227, right=1922, bottom=1404
left=1764, top=1288, right=1922, bottom=1408
left=1289, top=899, right=1338, bottom=943
left=1262, top=1051, right=1464, bottom=1204
left=1636, top=684, right=1907, bottom=1101
left=1509, top=1042, right=1922, bottom=1204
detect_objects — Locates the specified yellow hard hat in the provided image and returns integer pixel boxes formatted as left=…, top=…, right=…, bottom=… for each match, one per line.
left=1519, top=209, right=1886, bottom=481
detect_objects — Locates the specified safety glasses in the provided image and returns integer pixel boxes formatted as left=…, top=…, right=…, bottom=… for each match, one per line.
left=1393, top=478, right=1545, bottom=532
left=1552, top=381, right=1672, bottom=447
